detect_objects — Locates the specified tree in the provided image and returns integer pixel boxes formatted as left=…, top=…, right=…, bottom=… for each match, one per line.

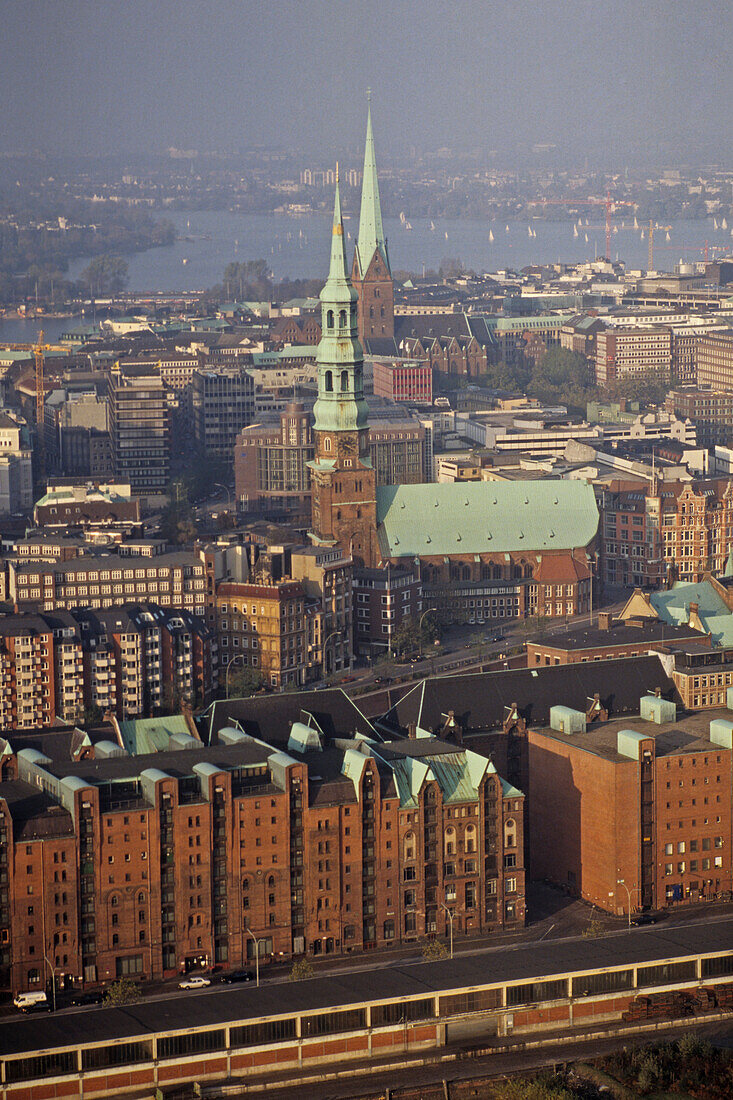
left=527, top=346, right=594, bottom=407
left=289, top=957, right=314, bottom=981
left=390, top=613, right=441, bottom=658
left=103, top=977, right=140, bottom=1005
left=81, top=254, right=129, bottom=296
left=226, top=665, right=266, bottom=698
left=421, top=939, right=449, bottom=961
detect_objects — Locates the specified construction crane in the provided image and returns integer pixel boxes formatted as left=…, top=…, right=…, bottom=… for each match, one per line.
left=533, top=190, right=635, bottom=258
left=31, top=329, right=59, bottom=482
left=646, top=221, right=672, bottom=272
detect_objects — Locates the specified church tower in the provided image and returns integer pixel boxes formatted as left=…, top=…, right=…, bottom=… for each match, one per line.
left=352, top=98, right=394, bottom=343
left=309, top=173, right=378, bottom=568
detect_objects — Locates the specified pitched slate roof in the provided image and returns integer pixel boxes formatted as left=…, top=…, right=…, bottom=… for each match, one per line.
left=375, top=479, right=599, bottom=559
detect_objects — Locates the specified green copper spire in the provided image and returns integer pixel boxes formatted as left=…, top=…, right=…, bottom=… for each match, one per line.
left=327, top=168, right=351, bottom=295
left=312, top=174, right=369, bottom=435
left=356, top=97, right=390, bottom=278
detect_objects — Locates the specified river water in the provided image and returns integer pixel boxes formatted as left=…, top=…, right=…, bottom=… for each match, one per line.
left=66, top=210, right=733, bottom=294
left=2, top=210, right=730, bottom=344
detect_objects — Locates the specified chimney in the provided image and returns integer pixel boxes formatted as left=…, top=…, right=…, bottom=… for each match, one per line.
left=597, top=611, right=612, bottom=631
left=689, top=602, right=699, bottom=617
left=407, top=722, right=417, bottom=740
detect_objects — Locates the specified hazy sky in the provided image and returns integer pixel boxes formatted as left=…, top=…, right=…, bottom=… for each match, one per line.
left=2, top=0, right=732, bottom=166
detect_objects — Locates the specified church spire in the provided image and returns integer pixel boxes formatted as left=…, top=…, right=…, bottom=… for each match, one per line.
left=327, top=166, right=350, bottom=293
left=356, top=94, right=389, bottom=278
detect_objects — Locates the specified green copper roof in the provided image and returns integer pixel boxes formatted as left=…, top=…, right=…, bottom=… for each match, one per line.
left=118, top=715, right=194, bottom=756
left=356, top=101, right=390, bottom=278
left=376, top=480, right=599, bottom=559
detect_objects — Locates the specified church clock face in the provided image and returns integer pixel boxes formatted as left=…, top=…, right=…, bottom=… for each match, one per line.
left=341, top=435, right=356, bottom=455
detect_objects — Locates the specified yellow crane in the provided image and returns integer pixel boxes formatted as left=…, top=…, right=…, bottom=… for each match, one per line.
left=647, top=221, right=673, bottom=272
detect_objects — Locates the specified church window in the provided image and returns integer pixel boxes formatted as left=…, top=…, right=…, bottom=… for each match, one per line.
left=380, top=307, right=384, bottom=317
left=357, top=508, right=361, bottom=518
left=337, top=510, right=341, bottom=521
left=339, top=309, right=347, bottom=328
left=325, top=370, right=333, bottom=392
left=327, top=310, right=334, bottom=329
left=369, top=306, right=374, bottom=319
left=324, top=437, right=332, bottom=452
left=493, top=565, right=502, bottom=580
left=340, top=370, right=349, bottom=392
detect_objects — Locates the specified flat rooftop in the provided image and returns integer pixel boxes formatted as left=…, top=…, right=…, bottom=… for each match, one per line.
left=532, top=708, right=732, bottom=762
left=532, top=621, right=708, bottom=651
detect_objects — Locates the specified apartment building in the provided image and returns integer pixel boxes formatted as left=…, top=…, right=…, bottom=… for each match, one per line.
left=108, top=369, right=170, bottom=495
left=526, top=612, right=709, bottom=667
left=352, top=564, right=422, bottom=657
left=665, top=388, right=733, bottom=448
left=9, top=549, right=212, bottom=618
left=598, top=478, right=733, bottom=588
left=216, top=580, right=306, bottom=689
left=0, top=412, right=33, bottom=515
left=0, top=694, right=523, bottom=993
left=192, top=367, right=255, bottom=458
left=697, top=332, right=733, bottom=391
left=371, top=358, right=432, bottom=404
left=595, top=326, right=672, bottom=386
left=290, top=545, right=353, bottom=675
left=0, top=604, right=216, bottom=726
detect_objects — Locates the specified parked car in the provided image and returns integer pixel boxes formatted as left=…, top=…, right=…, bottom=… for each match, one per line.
left=219, top=969, right=254, bottom=984
left=178, top=975, right=211, bottom=990
left=70, top=991, right=104, bottom=1007
left=631, top=912, right=658, bottom=926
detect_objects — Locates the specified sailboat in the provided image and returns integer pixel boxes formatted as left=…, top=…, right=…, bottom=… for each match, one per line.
left=640, top=229, right=645, bottom=239
left=613, top=225, right=618, bottom=234
left=528, top=225, right=533, bottom=238
left=429, top=221, right=436, bottom=231
left=665, top=231, right=671, bottom=241
left=584, top=232, right=589, bottom=243
left=404, top=222, right=412, bottom=230
left=573, top=224, right=579, bottom=238
left=633, top=216, right=639, bottom=229
left=505, top=224, right=510, bottom=232
left=399, top=211, right=406, bottom=224
left=489, top=229, right=494, bottom=242
left=714, top=218, right=719, bottom=230
left=444, top=230, right=449, bottom=239
left=724, top=218, right=729, bottom=230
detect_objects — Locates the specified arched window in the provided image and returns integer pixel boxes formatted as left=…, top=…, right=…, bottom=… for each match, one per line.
left=110, top=895, right=119, bottom=908
left=340, top=370, right=349, bottom=392
left=513, top=565, right=522, bottom=579
left=324, top=437, right=332, bottom=452
left=339, top=309, right=347, bottom=328
left=369, top=306, right=374, bottom=318
left=465, top=824, right=477, bottom=853
left=325, top=370, right=333, bottom=392
left=137, top=891, right=145, bottom=905
left=268, top=875, right=275, bottom=888
left=493, top=565, right=503, bottom=580
left=404, top=832, right=416, bottom=862
left=444, top=826, right=456, bottom=857
left=462, top=566, right=471, bottom=581
left=336, top=509, right=341, bottom=521
left=524, top=564, right=533, bottom=578
left=326, top=309, right=334, bottom=329
left=242, top=878, right=249, bottom=890
left=505, top=819, right=516, bottom=848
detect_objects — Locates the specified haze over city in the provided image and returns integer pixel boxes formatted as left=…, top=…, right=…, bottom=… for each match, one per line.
left=2, top=0, right=732, bottom=166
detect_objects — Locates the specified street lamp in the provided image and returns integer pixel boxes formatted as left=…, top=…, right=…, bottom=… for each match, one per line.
left=213, top=482, right=232, bottom=506
left=322, top=630, right=341, bottom=678
left=617, top=879, right=633, bottom=927
left=419, top=607, right=437, bottom=659
left=439, top=903, right=455, bottom=959
left=44, top=954, right=58, bottom=1013
left=225, top=653, right=248, bottom=698
left=245, top=927, right=263, bottom=987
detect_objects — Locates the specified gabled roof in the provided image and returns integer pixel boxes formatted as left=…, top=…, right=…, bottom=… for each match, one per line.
left=376, top=480, right=598, bottom=559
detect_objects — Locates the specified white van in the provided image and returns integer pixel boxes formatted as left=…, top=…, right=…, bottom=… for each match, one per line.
left=13, top=991, right=48, bottom=1011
